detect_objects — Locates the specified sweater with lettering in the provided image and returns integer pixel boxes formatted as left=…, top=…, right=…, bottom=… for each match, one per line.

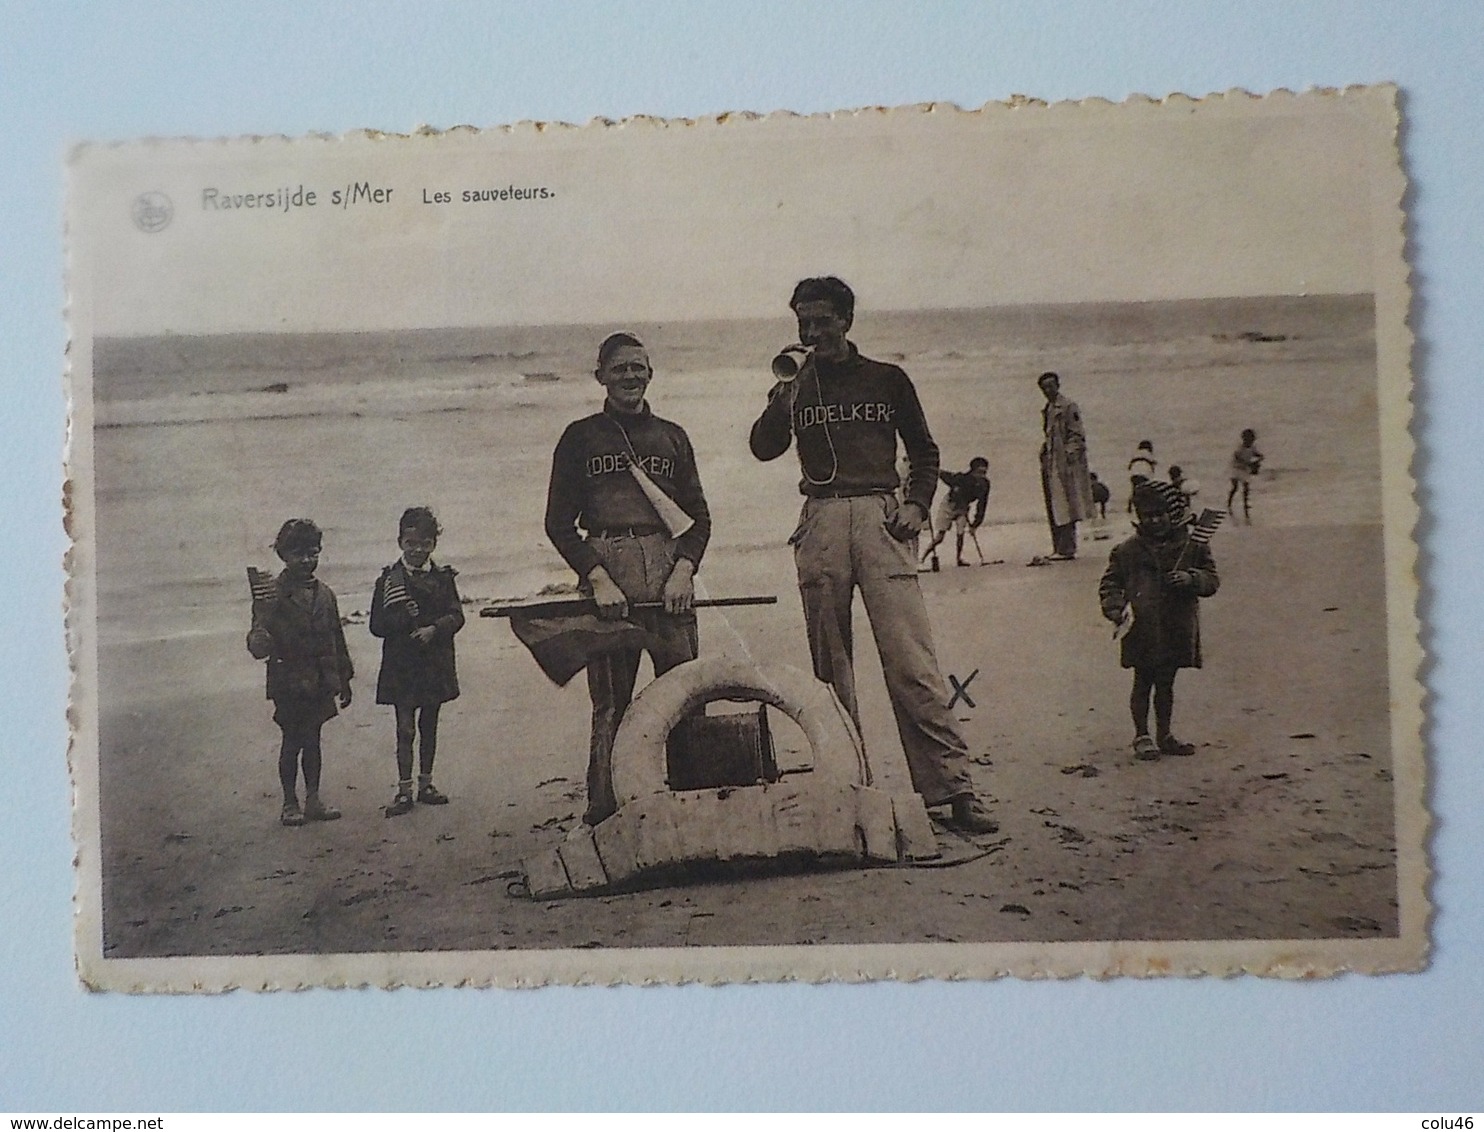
left=749, top=344, right=941, bottom=511
left=545, top=401, right=711, bottom=580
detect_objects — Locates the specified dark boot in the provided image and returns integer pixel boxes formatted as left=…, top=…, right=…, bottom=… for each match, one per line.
left=949, top=795, right=999, bottom=835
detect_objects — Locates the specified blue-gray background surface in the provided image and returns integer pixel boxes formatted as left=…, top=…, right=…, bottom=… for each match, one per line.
left=2, top=0, right=1479, bottom=1111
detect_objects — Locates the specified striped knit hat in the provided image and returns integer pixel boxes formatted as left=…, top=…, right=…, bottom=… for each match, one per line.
left=1131, top=479, right=1192, bottom=528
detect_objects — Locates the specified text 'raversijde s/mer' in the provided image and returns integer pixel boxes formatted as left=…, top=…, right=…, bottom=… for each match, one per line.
left=197, top=182, right=556, bottom=214
left=201, top=183, right=393, bottom=212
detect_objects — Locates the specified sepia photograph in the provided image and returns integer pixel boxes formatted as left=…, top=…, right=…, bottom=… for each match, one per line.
left=66, top=88, right=1423, bottom=989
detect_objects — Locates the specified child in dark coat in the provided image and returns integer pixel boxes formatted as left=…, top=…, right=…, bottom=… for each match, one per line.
left=370, top=507, right=465, bottom=817
left=246, top=519, right=354, bottom=826
left=1099, top=481, right=1219, bottom=760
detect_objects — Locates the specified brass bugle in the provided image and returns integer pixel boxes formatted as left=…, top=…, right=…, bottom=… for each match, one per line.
left=771, top=345, right=812, bottom=382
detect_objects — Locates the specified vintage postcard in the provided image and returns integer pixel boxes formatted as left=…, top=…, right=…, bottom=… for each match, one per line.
left=67, top=86, right=1424, bottom=990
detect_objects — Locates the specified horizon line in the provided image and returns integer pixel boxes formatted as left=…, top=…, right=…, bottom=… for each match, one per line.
left=92, top=291, right=1375, bottom=342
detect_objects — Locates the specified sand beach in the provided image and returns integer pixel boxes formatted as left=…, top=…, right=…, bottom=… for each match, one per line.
left=90, top=294, right=1400, bottom=957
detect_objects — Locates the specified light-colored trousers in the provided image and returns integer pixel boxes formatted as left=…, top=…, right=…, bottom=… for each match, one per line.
left=790, top=494, right=974, bottom=806
left=1041, top=453, right=1080, bottom=557
left=584, top=533, right=698, bottom=824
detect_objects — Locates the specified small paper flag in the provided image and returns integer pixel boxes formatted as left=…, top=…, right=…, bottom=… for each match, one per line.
left=1190, top=508, right=1226, bottom=545
left=247, top=566, right=277, bottom=603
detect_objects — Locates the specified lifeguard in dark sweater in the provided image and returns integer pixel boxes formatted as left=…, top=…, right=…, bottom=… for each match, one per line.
left=749, top=276, right=997, bottom=834
left=545, top=333, right=711, bottom=826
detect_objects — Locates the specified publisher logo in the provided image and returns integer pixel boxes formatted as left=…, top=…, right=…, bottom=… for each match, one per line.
left=132, top=191, right=174, bottom=233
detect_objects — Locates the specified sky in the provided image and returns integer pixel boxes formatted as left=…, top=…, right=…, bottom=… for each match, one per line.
left=73, top=89, right=1395, bottom=336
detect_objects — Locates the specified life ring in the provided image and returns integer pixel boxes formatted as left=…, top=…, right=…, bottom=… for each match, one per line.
left=608, top=657, right=868, bottom=805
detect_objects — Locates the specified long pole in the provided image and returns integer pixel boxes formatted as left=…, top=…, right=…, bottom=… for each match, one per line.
left=480, top=595, right=778, bottom=619
left=967, top=528, right=987, bottom=565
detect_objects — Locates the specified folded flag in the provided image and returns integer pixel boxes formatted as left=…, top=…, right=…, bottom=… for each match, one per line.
left=508, top=610, right=652, bottom=686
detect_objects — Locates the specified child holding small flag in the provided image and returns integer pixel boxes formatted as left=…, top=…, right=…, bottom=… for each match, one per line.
left=246, top=519, right=354, bottom=827
left=370, top=507, right=466, bottom=817
left=1099, top=481, right=1221, bottom=761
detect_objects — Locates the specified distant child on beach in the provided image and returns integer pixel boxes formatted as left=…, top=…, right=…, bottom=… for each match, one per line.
left=1168, top=464, right=1200, bottom=509
left=921, top=457, right=991, bottom=568
left=1089, top=472, right=1110, bottom=519
left=246, top=519, right=354, bottom=827
left=1226, top=429, right=1264, bottom=522
left=370, top=507, right=466, bottom=817
left=1099, top=481, right=1219, bottom=761
left=1126, top=439, right=1157, bottom=512
left=1089, top=472, right=1112, bottom=539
